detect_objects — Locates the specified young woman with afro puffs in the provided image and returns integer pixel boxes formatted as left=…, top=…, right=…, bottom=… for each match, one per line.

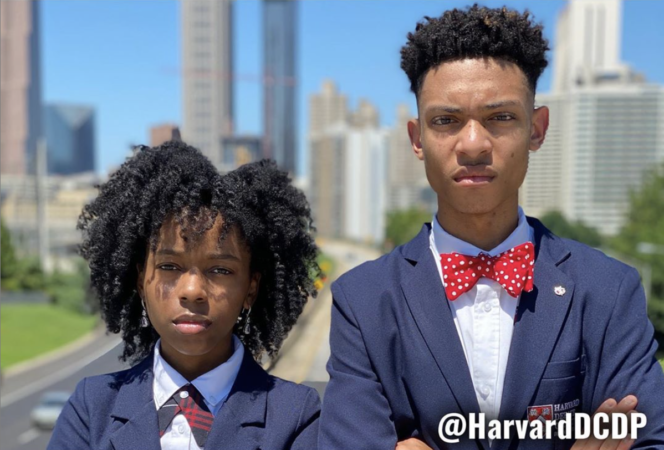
left=47, top=141, right=322, bottom=450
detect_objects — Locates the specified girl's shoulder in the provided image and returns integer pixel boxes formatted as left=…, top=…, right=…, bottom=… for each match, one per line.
left=69, top=355, right=154, bottom=410
left=242, top=353, right=320, bottom=402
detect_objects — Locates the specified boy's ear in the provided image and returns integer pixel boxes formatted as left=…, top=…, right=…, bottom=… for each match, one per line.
left=529, top=106, right=549, bottom=152
left=244, top=272, right=261, bottom=309
left=408, top=118, right=425, bottom=161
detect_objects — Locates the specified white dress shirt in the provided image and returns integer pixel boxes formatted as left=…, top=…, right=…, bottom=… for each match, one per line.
left=429, top=207, right=534, bottom=420
left=153, top=335, right=244, bottom=450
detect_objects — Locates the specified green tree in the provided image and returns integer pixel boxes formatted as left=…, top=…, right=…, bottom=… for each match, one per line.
left=385, top=208, right=432, bottom=250
left=611, top=163, right=664, bottom=351
left=1, top=219, right=19, bottom=290
left=539, top=211, right=604, bottom=248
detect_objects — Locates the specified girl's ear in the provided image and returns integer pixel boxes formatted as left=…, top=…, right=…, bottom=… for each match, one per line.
left=244, top=272, right=261, bottom=309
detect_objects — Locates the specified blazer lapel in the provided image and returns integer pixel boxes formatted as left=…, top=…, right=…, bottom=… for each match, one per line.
left=401, top=224, right=482, bottom=419
left=205, top=350, right=269, bottom=450
left=109, top=356, right=161, bottom=450
left=494, top=218, right=575, bottom=449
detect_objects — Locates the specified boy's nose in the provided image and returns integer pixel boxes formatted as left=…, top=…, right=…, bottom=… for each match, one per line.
left=455, top=119, right=492, bottom=159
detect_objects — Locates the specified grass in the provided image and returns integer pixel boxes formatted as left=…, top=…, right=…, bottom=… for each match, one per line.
left=1, top=303, right=98, bottom=370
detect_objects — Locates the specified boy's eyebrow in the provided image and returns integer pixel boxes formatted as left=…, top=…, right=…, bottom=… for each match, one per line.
left=424, top=100, right=522, bottom=115
left=425, top=105, right=463, bottom=114
left=482, top=100, right=521, bottom=110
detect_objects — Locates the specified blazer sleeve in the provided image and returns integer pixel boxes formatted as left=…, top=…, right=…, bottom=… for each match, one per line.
left=589, top=267, right=664, bottom=448
left=290, top=388, right=321, bottom=450
left=318, top=281, right=398, bottom=450
left=47, top=378, right=91, bottom=450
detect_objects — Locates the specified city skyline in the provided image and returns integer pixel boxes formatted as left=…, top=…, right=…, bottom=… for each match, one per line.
left=38, top=1, right=664, bottom=177
left=521, top=0, right=664, bottom=235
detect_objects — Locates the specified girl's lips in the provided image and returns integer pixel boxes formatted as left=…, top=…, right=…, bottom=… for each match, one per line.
left=173, top=321, right=210, bottom=335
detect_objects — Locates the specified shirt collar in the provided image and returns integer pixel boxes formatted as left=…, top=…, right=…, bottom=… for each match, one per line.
left=431, top=206, right=534, bottom=257
left=153, top=334, right=245, bottom=409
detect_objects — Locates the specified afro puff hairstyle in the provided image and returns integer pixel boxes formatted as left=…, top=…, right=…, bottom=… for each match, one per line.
left=400, top=4, right=549, bottom=96
left=77, top=141, right=321, bottom=364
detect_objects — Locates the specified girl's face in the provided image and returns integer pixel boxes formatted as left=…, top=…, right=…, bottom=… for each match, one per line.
left=137, top=214, right=259, bottom=375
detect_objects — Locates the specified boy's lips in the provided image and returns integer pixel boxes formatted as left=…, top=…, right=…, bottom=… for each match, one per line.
left=453, top=167, right=496, bottom=186
left=454, top=176, right=494, bottom=185
left=172, top=314, right=212, bottom=335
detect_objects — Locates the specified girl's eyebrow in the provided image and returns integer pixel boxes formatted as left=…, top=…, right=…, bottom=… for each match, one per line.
left=155, top=248, right=240, bottom=261
left=207, top=253, right=241, bottom=262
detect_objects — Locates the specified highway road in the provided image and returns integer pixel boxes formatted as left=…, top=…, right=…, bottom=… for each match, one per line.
left=0, top=332, right=123, bottom=450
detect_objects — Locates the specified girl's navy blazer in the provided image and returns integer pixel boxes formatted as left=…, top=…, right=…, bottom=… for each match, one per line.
left=47, top=348, right=320, bottom=450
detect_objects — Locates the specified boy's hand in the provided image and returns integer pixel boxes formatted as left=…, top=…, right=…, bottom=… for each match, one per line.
left=395, top=438, right=434, bottom=450
left=571, top=395, right=638, bottom=450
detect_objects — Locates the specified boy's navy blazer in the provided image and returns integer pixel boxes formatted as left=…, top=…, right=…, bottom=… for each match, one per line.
left=319, top=217, right=664, bottom=450
left=48, top=347, right=320, bottom=450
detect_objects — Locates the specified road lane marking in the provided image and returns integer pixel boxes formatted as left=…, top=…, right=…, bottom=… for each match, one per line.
left=17, top=428, right=40, bottom=445
left=0, top=338, right=121, bottom=409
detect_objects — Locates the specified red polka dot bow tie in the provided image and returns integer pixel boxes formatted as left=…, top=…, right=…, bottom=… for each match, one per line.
left=439, top=242, right=535, bottom=300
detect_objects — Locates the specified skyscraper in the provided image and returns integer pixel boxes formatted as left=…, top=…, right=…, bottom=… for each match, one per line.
left=552, top=0, right=623, bottom=93
left=386, top=104, right=431, bottom=212
left=308, top=81, right=348, bottom=238
left=263, top=0, right=297, bottom=174
left=308, top=80, right=347, bottom=137
left=0, top=0, right=42, bottom=175
left=150, top=123, right=180, bottom=147
left=308, top=82, right=388, bottom=243
left=181, top=0, right=234, bottom=168
left=521, top=0, right=664, bottom=236
left=44, top=103, right=96, bottom=175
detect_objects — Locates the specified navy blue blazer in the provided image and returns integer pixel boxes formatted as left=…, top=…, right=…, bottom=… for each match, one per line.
left=48, top=348, right=320, bottom=450
left=319, top=217, right=664, bottom=450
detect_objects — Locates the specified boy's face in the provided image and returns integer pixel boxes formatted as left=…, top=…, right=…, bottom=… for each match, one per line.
left=408, top=57, right=549, bottom=217
left=137, top=215, right=259, bottom=368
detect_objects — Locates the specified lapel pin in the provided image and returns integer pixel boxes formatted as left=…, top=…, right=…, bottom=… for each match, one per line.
left=554, top=285, right=566, bottom=296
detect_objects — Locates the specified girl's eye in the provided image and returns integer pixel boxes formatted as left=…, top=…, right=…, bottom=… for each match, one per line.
left=158, top=264, right=178, bottom=271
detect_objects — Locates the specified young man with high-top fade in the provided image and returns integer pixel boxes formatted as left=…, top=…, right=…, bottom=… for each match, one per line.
left=319, top=5, right=664, bottom=450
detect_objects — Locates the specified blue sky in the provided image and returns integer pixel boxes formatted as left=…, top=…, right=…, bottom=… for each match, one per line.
left=41, top=0, right=664, bottom=177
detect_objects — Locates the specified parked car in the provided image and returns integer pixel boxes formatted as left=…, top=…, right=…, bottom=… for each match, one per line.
left=31, top=391, right=71, bottom=430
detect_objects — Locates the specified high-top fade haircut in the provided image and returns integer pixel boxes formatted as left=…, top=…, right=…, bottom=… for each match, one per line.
left=400, top=4, right=549, bottom=97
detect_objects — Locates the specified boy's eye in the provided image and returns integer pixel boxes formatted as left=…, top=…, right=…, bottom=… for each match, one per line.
left=492, top=114, right=515, bottom=121
left=211, top=268, right=231, bottom=275
left=158, top=264, right=178, bottom=271
left=432, top=117, right=455, bottom=125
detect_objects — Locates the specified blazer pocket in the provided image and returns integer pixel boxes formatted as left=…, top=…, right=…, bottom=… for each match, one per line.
left=542, top=357, right=583, bottom=380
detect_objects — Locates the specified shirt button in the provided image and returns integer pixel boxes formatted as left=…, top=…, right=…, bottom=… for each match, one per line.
left=180, top=391, right=189, bottom=399
left=178, top=424, right=186, bottom=434
left=483, top=302, right=492, bottom=312
left=479, top=385, right=491, bottom=398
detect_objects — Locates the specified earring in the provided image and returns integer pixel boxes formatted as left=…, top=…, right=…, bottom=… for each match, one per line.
left=140, top=298, right=150, bottom=328
left=242, top=307, right=252, bottom=335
